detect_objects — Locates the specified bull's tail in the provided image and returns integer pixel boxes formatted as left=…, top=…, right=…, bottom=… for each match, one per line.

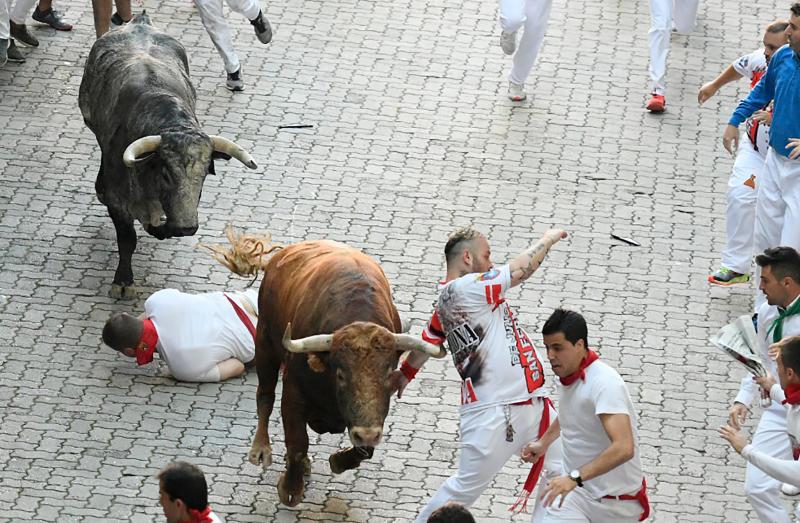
left=198, top=224, right=281, bottom=278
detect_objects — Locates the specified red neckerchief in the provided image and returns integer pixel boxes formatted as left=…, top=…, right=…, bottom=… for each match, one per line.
left=178, top=507, right=213, bottom=523
left=559, top=350, right=599, bottom=386
left=135, top=318, right=159, bottom=366
left=783, top=384, right=800, bottom=405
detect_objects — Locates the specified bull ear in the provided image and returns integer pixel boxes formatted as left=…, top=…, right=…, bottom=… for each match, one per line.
left=307, top=354, right=327, bottom=373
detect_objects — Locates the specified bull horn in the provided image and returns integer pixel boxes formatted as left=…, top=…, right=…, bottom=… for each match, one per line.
left=122, top=135, right=162, bottom=167
left=282, top=323, right=334, bottom=353
left=209, top=135, right=258, bottom=169
left=393, top=334, right=447, bottom=358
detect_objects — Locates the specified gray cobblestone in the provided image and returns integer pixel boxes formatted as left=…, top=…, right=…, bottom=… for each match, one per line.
left=0, top=0, right=797, bottom=520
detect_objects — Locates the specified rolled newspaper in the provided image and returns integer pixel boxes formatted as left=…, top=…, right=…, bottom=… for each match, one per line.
left=710, top=314, right=770, bottom=407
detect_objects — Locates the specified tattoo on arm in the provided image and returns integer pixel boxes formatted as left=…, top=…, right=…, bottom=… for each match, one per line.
left=511, top=242, right=547, bottom=282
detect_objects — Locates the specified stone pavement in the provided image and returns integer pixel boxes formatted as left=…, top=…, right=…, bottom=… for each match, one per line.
left=0, top=0, right=796, bottom=520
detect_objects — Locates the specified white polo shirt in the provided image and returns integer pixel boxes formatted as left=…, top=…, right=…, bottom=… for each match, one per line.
left=144, top=289, right=257, bottom=382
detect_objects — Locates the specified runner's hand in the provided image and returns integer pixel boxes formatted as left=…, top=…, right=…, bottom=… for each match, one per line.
left=698, top=82, right=718, bottom=104
left=543, top=229, right=568, bottom=245
left=728, top=402, right=749, bottom=430
left=788, top=138, right=800, bottom=160
left=718, top=425, right=748, bottom=454
left=752, top=110, right=772, bottom=125
left=754, top=374, right=776, bottom=393
left=388, top=370, right=409, bottom=399
left=723, top=125, right=739, bottom=155
left=521, top=440, right=547, bottom=464
left=542, top=476, right=577, bottom=508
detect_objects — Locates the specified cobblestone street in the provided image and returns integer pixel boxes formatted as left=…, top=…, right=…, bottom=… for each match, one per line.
left=0, top=0, right=795, bottom=520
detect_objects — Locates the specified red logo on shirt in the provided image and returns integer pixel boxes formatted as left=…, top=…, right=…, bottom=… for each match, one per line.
left=485, top=284, right=502, bottom=306
left=461, top=378, right=478, bottom=405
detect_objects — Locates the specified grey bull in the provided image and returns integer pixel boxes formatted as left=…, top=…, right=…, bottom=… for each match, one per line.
left=79, top=13, right=257, bottom=298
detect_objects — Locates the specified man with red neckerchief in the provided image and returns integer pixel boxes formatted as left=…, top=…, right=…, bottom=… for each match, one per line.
left=102, top=288, right=258, bottom=382
left=719, top=335, right=800, bottom=521
left=158, top=461, right=224, bottom=523
left=391, top=226, right=567, bottom=523
left=727, top=246, right=800, bottom=522
left=522, top=309, right=649, bottom=522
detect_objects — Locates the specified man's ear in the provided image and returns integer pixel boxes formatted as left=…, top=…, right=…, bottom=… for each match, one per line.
left=122, top=347, right=137, bottom=358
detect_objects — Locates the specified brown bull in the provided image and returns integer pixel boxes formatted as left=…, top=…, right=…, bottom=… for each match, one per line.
left=243, top=240, right=444, bottom=506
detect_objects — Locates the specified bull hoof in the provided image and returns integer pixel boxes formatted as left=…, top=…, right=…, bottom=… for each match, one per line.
left=109, top=283, right=138, bottom=300
left=248, top=442, right=272, bottom=468
left=277, top=473, right=304, bottom=507
left=329, top=449, right=353, bottom=474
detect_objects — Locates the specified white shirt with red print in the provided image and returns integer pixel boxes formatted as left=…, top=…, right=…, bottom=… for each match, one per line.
left=422, top=264, right=547, bottom=413
left=733, top=49, right=770, bottom=155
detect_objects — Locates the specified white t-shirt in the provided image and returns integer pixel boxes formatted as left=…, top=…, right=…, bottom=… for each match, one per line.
left=144, top=289, right=258, bottom=382
left=735, top=298, right=800, bottom=407
left=742, top=387, right=800, bottom=486
left=733, top=49, right=770, bottom=155
left=422, top=265, right=547, bottom=413
left=558, top=360, right=643, bottom=498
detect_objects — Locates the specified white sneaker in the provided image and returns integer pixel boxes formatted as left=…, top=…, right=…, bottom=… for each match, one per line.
left=782, top=483, right=800, bottom=496
left=500, top=30, right=517, bottom=55
left=508, top=82, right=526, bottom=102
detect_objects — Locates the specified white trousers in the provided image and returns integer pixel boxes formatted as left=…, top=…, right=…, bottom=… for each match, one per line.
left=647, top=0, right=699, bottom=94
left=720, top=138, right=765, bottom=274
left=9, top=0, right=35, bottom=25
left=753, top=148, right=800, bottom=311
left=415, top=399, right=563, bottom=523
left=541, top=484, right=643, bottom=522
left=195, top=0, right=260, bottom=74
left=499, top=0, right=553, bottom=86
left=0, top=0, right=9, bottom=40
left=745, top=403, right=792, bottom=523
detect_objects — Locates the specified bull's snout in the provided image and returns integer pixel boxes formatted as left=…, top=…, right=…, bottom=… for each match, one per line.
left=171, top=225, right=198, bottom=237
left=350, top=426, right=383, bottom=448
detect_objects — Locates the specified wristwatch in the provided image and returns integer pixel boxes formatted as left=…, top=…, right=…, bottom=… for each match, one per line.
left=569, top=469, right=583, bottom=487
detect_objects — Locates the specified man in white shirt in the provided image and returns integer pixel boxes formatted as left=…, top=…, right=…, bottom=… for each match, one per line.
left=391, top=226, right=567, bottom=522
left=102, top=288, right=258, bottom=382
left=520, top=309, right=649, bottom=522
left=720, top=335, right=800, bottom=520
left=158, top=461, right=224, bottom=523
left=698, top=21, right=788, bottom=286
left=728, top=246, right=800, bottom=523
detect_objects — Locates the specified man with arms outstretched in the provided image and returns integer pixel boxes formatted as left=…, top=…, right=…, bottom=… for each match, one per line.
left=393, top=226, right=567, bottom=522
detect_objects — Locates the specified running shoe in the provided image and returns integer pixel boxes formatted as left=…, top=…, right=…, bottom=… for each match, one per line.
left=708, top=267, right=750, bottom=286
left=646, top=93, right=665, bottom=113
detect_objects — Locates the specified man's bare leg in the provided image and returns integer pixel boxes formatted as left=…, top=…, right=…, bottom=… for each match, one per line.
left=114, top=0, right=131, bottom=22
left=92, top=0, right=111, bottom=37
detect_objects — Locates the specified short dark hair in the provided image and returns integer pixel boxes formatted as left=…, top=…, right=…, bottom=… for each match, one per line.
left=157, top=461, right=209, bottom=511
left=542, top=308, right=589, bottom=349
left=755, top=246, right=800, bottom=283
left=444, top=227, right=484, bottom=266
left=102, top=313, right=143, bottom=351
left=780, top=336, right=800, bottom=377
left=427, top=502, right=476, bottom=523
left=767, top=19, right=789, bottom=33
left=792, top=3, right=800, bottom=17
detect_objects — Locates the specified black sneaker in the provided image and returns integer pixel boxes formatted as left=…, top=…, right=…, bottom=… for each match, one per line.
left=0, top=39, right=7, bottom=67
left=110, top=12, right=131, bottom=26
left=250, top=10, right=272, bottom=44
left=226, top=68, right=244, bottom=91
left=10, top=21, right=38, bottom=47
left=32, top=7, right=73, bottom=31
left=7, top=40, right=25, bottom=63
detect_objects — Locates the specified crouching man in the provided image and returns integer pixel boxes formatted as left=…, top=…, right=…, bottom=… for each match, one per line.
left=102, top=288, right=258, bottom=382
